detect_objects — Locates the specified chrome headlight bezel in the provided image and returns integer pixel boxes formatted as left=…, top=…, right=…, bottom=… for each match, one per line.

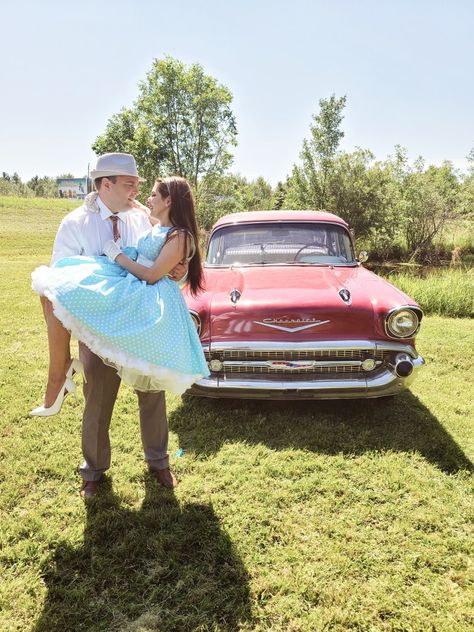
left=385, top=306, right=422, bottom=339
left=189, top=310, right=202, bottom=336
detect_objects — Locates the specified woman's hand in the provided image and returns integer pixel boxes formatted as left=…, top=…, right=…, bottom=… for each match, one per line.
left=168, top=260, right=189, bottom=282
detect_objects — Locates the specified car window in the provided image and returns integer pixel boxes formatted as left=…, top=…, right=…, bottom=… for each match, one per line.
left=207, top=222, right=356, bottom=266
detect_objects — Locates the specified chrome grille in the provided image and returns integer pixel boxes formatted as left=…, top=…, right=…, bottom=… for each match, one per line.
left=205, top=348, right=390, bottom=375
left=225, top=364, right=362, bottom=374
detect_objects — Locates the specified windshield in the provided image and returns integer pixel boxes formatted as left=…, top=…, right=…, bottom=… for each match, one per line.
left=206, top=222, right=356, bottom=266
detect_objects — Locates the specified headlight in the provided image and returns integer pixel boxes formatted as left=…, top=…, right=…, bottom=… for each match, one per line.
left=386, top=308, right=420, bottom=338
left=189, top=311, right=201, bottom=336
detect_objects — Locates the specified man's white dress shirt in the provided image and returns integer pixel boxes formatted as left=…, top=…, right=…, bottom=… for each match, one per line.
left=51, top=197, right=151, bottom=265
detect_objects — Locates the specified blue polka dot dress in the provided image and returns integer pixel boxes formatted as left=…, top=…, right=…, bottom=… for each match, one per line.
left=32, top=225, right=209, bottom=394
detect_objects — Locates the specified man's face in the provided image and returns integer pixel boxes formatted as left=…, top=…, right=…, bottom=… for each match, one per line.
left=101, top=175, right=140, bottom=211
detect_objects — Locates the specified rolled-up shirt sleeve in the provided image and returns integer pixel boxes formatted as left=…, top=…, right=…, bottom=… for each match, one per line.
left=50, top=216, right=83, bottom=265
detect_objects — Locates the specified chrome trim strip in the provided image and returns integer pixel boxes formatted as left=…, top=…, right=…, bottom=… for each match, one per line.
left=208, top=339, right=418, bottom=358
left=210, top=340, right=377, bottom=352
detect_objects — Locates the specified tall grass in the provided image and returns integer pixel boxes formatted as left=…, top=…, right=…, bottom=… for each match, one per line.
left=385, top=269, right=474, bottom=318
left=434, top=218, right=474, bottom=253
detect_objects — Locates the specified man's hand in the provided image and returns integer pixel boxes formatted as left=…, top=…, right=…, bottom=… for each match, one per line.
left=103, top=240, right=123, bottom=262
left=168, top=260, right=189, bottom=282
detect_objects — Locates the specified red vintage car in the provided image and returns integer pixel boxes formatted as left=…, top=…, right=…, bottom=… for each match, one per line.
left=183, top=210, right=424, bottom=399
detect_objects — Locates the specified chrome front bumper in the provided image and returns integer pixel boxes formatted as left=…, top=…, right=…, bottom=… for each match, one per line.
left=188, top=340, right=425, bottom=400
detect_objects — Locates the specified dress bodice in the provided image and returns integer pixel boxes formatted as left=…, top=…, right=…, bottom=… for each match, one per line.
left=136, top=225, right=170, bottom=262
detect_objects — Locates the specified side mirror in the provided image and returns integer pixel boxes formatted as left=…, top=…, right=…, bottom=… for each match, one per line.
left=358, top=251, right=369, bottom=263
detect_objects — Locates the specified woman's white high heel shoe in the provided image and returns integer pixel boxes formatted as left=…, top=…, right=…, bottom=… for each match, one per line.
left=66, top=358, right=84, bottom=380
left=30, top=377, right=76, bottom=417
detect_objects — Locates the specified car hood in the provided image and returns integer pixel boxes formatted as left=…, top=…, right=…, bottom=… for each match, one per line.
left=195, top=265, right=416, bottom=342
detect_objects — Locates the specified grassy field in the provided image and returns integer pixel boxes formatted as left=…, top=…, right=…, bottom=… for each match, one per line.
left=0, top=198, right=473, bottom=631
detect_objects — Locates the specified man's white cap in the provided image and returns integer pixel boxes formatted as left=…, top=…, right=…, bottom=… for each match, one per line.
left=90, top=153, right=145, bottom=181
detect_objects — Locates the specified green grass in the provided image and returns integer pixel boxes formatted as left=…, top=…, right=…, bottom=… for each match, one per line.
left=383, top=269, right=474, bottom=318
left=1, top=197, right=473, bottom=631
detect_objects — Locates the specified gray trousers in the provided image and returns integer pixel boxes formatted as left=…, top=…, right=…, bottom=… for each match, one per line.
left=78, top=343, right=169, bottom=481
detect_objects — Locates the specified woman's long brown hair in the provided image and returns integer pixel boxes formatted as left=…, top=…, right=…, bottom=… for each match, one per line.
left=156, top=176, right=204, bottom=296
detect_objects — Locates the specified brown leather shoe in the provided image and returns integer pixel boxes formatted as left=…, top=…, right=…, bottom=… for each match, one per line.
left=149, top=467, right=177, bottom=489
left=80, top=479, right=102, bottom=499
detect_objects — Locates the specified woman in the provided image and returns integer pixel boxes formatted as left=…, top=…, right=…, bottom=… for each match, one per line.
left=31, top=176, right=209, bottom=415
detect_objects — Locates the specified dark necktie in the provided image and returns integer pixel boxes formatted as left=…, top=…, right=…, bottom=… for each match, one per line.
left=110, top=215, right=120, bottom=242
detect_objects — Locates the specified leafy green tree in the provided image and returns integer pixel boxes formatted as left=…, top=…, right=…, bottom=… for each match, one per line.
left=459, top=148, right=474, bottom=217
left=272, top=181, right=286, bottom=210
left=241, top=176, right=273, bottom=211
left=93, top=57, right=237, bottom=191
left=404, top=162, right=460, bottom=260
left=329, top=149, right=400, bottom=254
left=27, top=175, right=57, bottom=198
left=197, top=173, right=273, bottom=230
left=285, top=94, right=347, bottom=209
left=0, top=173, right=34, bottom=197
left=197, top=173, right=244, bottom=229
left=385, top=148, right=461, bottom=260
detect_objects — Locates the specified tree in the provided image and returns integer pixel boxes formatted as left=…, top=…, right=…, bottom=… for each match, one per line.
left=459, top=148, right=474, bottom=217
left=0, top=172, right=34, bottom=197
left=329, top=150, right=400, bottom=252
left=384, top=149, right=461, bottom=260
left=404, top=162, right=460, bottom=261
left=285, top=94, right=347, bottom=209
left=272, top=181, right=286, bottom=210
left=27, top=175, right=57, bottom=198
left=241, top=176, right=274, bottom=211
left=197, top=173, right=273, bottom=230
left=93, top=57, right=237, bottom=191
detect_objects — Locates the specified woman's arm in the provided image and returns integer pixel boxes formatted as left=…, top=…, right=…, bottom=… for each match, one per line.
left=114, top=232, right=188, bottom=284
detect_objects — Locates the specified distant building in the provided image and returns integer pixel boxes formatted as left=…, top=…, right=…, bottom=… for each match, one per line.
left=56, top=177, right=89, bottom=199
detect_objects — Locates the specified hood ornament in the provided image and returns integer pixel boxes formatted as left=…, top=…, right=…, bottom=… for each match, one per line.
left=254, top=318, right=330, bottom=333
left=230, top=288, right=241, bottom=305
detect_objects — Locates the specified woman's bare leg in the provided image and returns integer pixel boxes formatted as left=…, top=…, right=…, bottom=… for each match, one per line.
left=40, top=296, right=72, bottom=407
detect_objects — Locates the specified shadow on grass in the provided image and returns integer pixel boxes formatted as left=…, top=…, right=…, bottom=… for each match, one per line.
left=170, top=391, right=473, bottom=474
left=34, top=477, right=251, bottom=632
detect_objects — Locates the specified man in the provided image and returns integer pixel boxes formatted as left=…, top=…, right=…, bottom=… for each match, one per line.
left=46, top=153, right=182, bottom=498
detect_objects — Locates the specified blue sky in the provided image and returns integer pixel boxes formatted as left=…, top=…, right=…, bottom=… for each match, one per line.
left=1, top=0, right=473, bottom=184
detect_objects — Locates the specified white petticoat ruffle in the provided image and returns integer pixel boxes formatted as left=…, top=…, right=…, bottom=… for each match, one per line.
left=31, top=266, right=204, bottom=396
left=31, top=264, right=51, bottom=296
